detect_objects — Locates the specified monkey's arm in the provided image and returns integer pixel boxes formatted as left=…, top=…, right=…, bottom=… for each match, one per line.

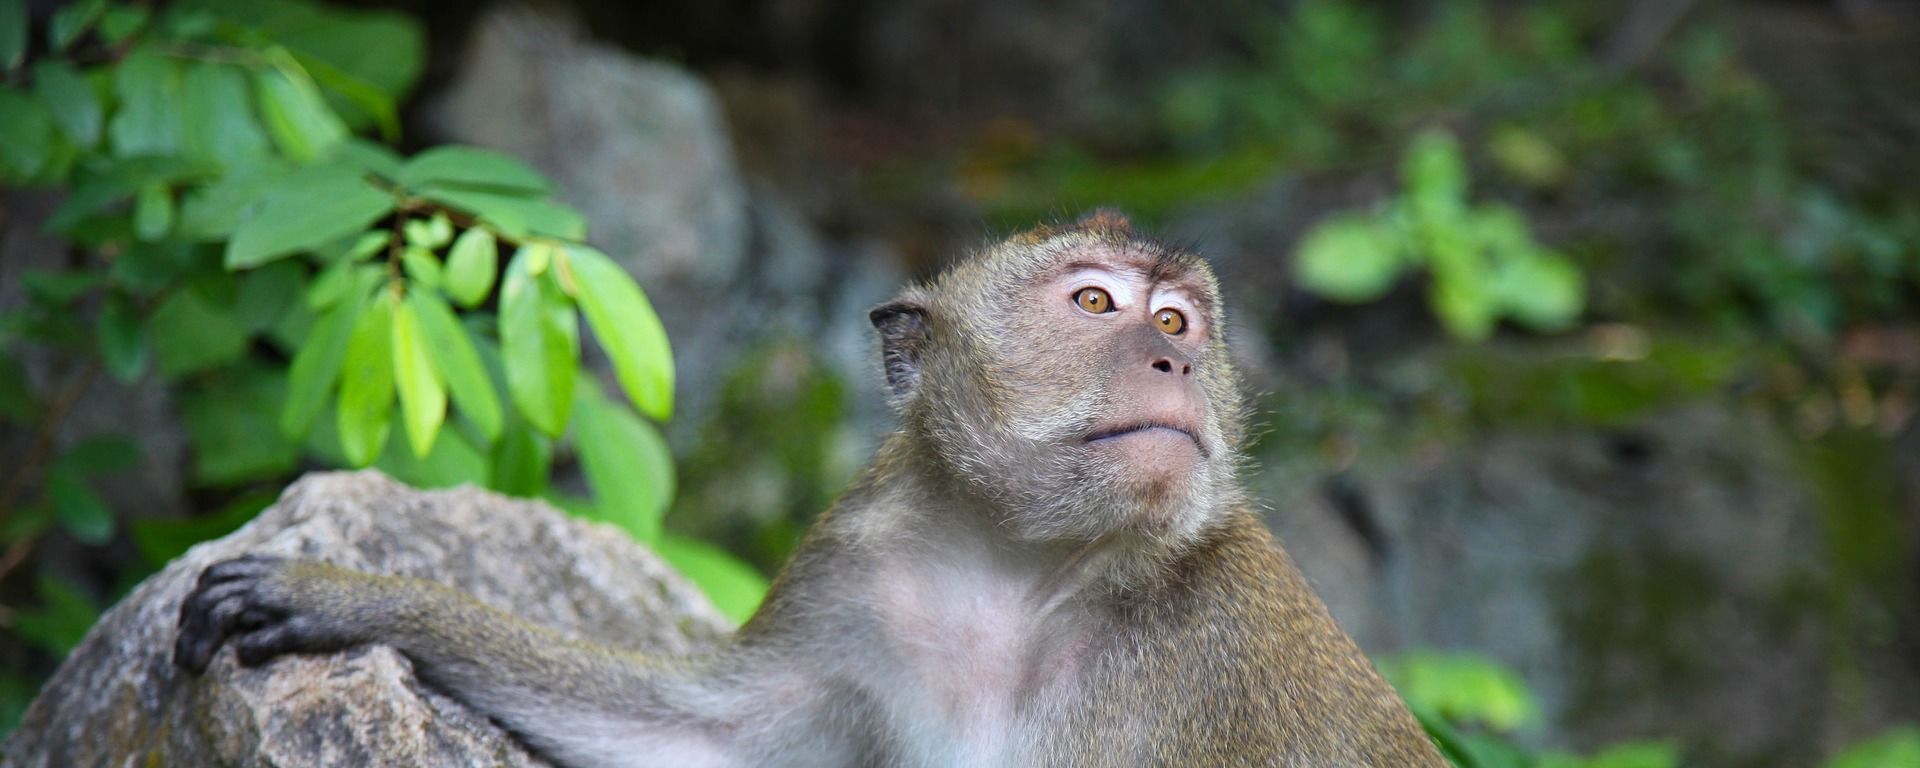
left=174, top=555, right=849, bottom=768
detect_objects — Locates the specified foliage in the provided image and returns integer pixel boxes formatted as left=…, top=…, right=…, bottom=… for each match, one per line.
left=1825, top=726, right=1920, bottom=768
left=1294, top=129, right=1582, bottom=340
left=0, top=0, right=763, bottom=730
left=1388, top=652, right=1917, bottom=768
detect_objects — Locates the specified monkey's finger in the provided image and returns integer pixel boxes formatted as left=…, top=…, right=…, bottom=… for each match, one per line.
left=236, top=608, right=275, bottom=631
left=233, top=615, right=325, bottom=667
left=206, top=594, right=281, bottom=637
left=174, top=616, right=225, bottom=674
left=180, top=579, right=251, bottom=624
left=197, top=555, right=283, bottom=589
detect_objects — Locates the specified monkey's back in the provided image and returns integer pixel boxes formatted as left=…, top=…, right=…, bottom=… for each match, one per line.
left=1041, top=511, right=1445, bottom=767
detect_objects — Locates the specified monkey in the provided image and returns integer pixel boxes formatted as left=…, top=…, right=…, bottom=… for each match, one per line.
left=175, top=210, right=1446, bottom=767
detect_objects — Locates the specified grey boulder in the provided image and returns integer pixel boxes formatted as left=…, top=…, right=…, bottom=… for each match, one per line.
left=1, top=470, right=729, bottom=767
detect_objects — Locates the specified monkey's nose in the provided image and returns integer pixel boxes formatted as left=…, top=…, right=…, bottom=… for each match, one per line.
left=1149, top=357, right=1192, bottom=376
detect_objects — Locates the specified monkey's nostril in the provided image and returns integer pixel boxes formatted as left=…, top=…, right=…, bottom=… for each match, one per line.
left=1181, top=364, right=1191, bottom=376
left=1151, top=359, right=1173, bottom=373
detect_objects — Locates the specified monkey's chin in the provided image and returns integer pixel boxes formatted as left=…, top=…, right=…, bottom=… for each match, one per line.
left=1086, top=427, right=1202, bottom=481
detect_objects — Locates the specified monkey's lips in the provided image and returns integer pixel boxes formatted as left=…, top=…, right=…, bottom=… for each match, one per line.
left=1084, top=423, right=1205, bottom=458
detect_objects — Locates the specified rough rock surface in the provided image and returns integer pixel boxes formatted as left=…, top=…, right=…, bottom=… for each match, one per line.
left=0, top=471, right=730, bottom=767
left=1263, top=403, right=1920, bottom=764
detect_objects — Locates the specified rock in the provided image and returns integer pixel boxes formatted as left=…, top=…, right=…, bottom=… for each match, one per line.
left=0, top=471, right=730, bottom=767
left=1263, top=402, right=1920, bottom=764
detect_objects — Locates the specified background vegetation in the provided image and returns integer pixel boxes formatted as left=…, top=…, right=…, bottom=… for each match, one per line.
left=3, top=1, right=1916, bottom=766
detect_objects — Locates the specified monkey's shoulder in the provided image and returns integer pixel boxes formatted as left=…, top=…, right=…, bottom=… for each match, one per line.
left=1056, top=512, right=1442, bottom=766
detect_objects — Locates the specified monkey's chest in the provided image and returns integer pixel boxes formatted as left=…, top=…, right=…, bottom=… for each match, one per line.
left=866, top=571, right=1091, bottom=764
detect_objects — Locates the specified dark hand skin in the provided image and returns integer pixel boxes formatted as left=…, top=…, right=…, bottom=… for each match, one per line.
left=176, top=555, right=361, bottom=672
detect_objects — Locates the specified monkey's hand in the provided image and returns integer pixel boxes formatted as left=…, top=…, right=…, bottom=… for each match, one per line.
left=174, top=555, right=383, bottom=673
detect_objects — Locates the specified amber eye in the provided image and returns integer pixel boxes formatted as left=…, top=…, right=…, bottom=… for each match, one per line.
left=1074, top=287, right=1114, bottom=314
left=1154, top=307, right=1186, bottom=335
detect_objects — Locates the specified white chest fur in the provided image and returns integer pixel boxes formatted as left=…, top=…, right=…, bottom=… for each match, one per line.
left=861, top=540, right=1096, bottom=767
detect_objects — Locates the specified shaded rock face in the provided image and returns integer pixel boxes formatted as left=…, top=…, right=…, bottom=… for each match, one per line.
left=0, top=471, right=728, bottom=767
left=1266, top=404, right=1920, bottom=765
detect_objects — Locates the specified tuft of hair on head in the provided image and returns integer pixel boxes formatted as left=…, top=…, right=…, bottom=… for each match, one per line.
left=1072, top=208, right=1133, bottom=234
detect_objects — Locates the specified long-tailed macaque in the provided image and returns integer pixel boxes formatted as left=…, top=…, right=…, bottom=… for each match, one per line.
left=177, top=211, right=1445, bottom=767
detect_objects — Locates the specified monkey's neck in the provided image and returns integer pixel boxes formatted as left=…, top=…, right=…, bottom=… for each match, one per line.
left=843, top=436, right=1168, bottom=609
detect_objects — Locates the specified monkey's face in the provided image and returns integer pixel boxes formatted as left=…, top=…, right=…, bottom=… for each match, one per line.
left=883, top=226, right=1243, bottom=546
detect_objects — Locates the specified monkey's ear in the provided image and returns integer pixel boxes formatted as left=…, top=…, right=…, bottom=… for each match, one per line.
left=869, top=300, right=930, bottom=400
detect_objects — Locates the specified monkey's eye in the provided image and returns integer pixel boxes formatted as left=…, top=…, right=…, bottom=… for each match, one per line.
left=1154, top=308, right=1186, bottom=335
left=1074, top=287, right=1115, bottom=314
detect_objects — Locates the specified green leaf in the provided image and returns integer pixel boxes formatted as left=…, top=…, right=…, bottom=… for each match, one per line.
left=14, top=576, right=99, bottom=656
left=21, top=269, right=101, bottom=304
left=133, top=181, right=173, bottom=241
left=1584, top=741, right=1681, bottom=768
left=0, top=352, right=32, bottom=423
left=399, top=146, right=550, bottom=194
left=1827, top=725, right=1920, bottom=768
left=290, top=50, right=400, bottom=141
left=331, top=229, right=395, bottom=262
left=403, top=213, right=453, bottom=249
left=0, top=0, right=25, bottom=70
left=337, top=293, right=396, bottom=466
left=97, top=293, right=147, bottom=382
left=225, top=167, right=393, bottom=268
left=409, top=290, right=502, bottom=441
left=235, top=261, right=305, bottom=333
left=182, top=62, right=272, bottom=167
left=48, top=466, right=113, bottom=544
left=564, top=245, right=675, bottom=420
left=97, top=5, right=147, bottom=43
left=1404, top=129, right=1468, bottom=225
left=182, top=367, right=297, bottom=486
left=108, top=50, right=183, bottom=158
left=572, top=391, right=674, bottom=543
left=652, top=534, right=768, bottom=624
left=35, top=61, right=102, bottom=148
left=253, top=55, right=347, bottom=164
left=281, top=277, right=370, bottom=438
left=489, top=421, right=550, bottom=496
left=1493, top=252, right=1583, bottom=332
left=132, top=492, right=271, bottom=567
left=57, top=434, right=139, bottom=474
left=444, top=228, right=498, bottom=307
left=266, top=6, right=423, bottom=130
left=1294, top=213, right=1404, bottom=303
left=0, top=88, right=57, bottom=179
left=325, top=138, right=404, bottom=180
left=374, top=421, right=486, bottom=489
left=149, top=288, right=249, bottom=378
left=391, top=297, right=447, bottom=458
left=49, top=0, right=104, bottom=51
left=501, top=247, right=578, bottom=436
left=1378, top=651, right=1535, bottom=731
left=421, top=186, right=585, bottom=240
left=401, top=246, right=442, bottom=289
left=174, top=159, right=292, bottom=241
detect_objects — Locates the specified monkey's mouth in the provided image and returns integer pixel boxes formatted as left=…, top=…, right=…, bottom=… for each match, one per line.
left=1085, top=423, right=1205, bottom=456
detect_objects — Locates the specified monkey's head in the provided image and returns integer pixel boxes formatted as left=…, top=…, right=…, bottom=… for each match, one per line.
left=870, top=211, right=1246, bottom=547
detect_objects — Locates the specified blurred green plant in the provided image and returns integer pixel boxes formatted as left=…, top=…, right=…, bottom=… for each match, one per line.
left=0, top=0, right=762, bottom=731
left=1294, top=129, right=1583, bottom=340
left=1825, top=725, right=1920, bottom=768
left=1382, top=650, right=1681, bottom=768
left=1384, top=651, right=1917, bottom=768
